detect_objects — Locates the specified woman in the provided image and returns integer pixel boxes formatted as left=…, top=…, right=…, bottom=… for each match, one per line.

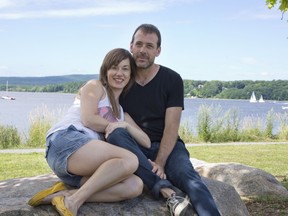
left=28, top=48, right=150, bottom=216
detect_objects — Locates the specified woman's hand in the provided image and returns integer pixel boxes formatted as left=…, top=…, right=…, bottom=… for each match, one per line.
left=105, top=122, right=128, bottom=139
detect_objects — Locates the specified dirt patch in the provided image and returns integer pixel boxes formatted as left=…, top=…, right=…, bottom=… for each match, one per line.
left=245, top=200, right=288, bottom=216
left=244, top=176, right=288, bottom=216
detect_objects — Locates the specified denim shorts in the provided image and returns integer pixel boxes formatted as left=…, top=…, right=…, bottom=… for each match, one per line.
left=46, top=125, right=96, bottom=188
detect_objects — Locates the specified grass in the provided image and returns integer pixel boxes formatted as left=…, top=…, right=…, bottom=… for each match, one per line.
left=187, top=144, right=288, bottom=215
left=187, top=144, right=288, bottom=178
left=0, top=152, right=51, bottom=181
left=1, top=144, right=287, bottom=215
left=1, top=144, right=287, bottom=184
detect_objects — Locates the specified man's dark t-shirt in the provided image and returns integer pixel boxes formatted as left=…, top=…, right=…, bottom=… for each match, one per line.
left=120, top=65, right=184, bottom=142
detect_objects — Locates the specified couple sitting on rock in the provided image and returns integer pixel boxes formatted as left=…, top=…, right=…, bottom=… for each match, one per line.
left=28, top=24, right=221, bottom=216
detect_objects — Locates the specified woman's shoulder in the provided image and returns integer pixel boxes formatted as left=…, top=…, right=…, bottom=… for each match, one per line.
left=82, top=79, right=103, bottom=90
left=85, top=79, right=101, bottom=86
left=78, top=79, right=105, bottom=98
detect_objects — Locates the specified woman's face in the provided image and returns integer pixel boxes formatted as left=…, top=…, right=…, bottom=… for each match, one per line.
left=107, top=58, right=131, bottom=91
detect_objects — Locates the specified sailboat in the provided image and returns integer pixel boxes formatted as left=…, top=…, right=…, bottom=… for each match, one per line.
left=259, top=95, right=265, bottom=103
left=249, top=91, right=257, bottom=103
left=1, top=81, right=16, bottom=100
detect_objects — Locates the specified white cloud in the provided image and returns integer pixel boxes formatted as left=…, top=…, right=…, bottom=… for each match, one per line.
left=0, top=0, right=15, bottom=9
left=0, top=0, right=196, bottom=19
left=0, top=65, right=8, bottom=69
left=224, top=64, right=241, bottom=71
left=260, top=71, right=272, bottom=77
left=0, top=7, right=155, bottom=19
left=0, top=65, right=10, bottom=76
left=241, top=57, right=257, bottom=65
left=230, top=7, right=280, bottom=21
left=254, top=14, right=278, bottom=20
left=259, top=70, right=287, bottom=79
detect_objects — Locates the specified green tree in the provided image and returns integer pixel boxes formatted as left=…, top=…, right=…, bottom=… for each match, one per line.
left=266, top=0, right=288, bottom=18
left=201, top=81, right=223, bottom=98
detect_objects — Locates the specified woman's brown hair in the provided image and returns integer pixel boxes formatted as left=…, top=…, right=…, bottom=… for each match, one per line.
left=99, top=48, right=136, bottom=118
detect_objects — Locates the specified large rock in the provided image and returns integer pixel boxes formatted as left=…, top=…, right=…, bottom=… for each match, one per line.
left=0, top=173, right=249, bottom=216
left=200, top=177, right=249, bottom=216
left=192, top=159, right=288, bottom=198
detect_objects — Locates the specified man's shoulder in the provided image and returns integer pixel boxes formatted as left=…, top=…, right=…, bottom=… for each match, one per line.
left=159, top=65, right=182, bottom=80
left=159, top=65, right=177, bottom=73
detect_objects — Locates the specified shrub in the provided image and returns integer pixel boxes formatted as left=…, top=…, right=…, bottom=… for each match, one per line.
left=236, top=117, right=263, bottom=141
left=197, top=105, right=213, bottom=142
left=184, top=104, right=287, bottom=143
left=196, top=105, right=241, bottom=143
left=26, top=120, right=51, bottom=148
left=0, top=125, right=21, bottom=149
left=25, top=105, right=55, bottom=148
left=209, top=108, right=240, bottom=143
left=264, top=110, right=274, bottom=139
left=179, top=122, right=198, bottom=143
left=277, top=112, right=288, bottom=141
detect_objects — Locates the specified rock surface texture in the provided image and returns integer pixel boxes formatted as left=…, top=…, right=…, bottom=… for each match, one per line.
left=191, top=159, right=288, bottom=198
left=5, top=157, right=287, bottom=216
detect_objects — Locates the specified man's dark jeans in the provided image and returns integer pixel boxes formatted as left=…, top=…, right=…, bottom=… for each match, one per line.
left=107, top=128, right=173, bottom=199
left=107, top=128, right=221, bottom=216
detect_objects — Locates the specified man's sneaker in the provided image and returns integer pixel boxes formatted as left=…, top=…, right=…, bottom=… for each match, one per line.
left=166, top=193, right=191, bottom=216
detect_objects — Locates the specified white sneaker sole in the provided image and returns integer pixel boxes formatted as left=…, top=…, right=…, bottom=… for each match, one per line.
left=174, top=196, right=190, bottom=216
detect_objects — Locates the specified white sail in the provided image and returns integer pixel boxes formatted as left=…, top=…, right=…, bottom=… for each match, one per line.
left=259, top=95, right=265, bottom=103
left=250, top=91, right=257, bottom=103
left=1, top=81, right=16, bottom=100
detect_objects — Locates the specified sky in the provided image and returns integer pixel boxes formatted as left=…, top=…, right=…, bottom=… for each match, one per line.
left=0, top=0, right=287, bottom=81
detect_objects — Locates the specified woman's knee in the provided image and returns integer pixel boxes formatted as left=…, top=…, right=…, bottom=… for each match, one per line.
left=121, top=152, right=139, bottom=174
left=123, top=175, right=143, bottom=199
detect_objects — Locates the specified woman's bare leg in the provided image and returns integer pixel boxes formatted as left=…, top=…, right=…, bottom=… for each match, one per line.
left=79, top=174, right=143, bottom=202
left=42, top=174, right=143, bottom=204
left=58, top=140, right=139, bottom=215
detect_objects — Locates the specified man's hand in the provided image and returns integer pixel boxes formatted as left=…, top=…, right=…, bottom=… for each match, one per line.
left=149, top=159, right=166, bottom=179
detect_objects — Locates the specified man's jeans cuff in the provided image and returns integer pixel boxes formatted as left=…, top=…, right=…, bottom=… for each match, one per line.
left=151, top=179, right=173, bottom=199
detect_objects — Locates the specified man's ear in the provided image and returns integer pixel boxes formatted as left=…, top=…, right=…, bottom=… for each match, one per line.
left=156, top=47, right=161, bottom=57
left=130, top=43, right=133, bottom=53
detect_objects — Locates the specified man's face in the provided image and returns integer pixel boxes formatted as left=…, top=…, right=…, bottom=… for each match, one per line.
left=130, top=30, right=161, bottom=70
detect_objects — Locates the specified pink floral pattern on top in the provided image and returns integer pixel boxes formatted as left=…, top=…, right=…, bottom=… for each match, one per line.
left=98, top=106, right=118, bottom=122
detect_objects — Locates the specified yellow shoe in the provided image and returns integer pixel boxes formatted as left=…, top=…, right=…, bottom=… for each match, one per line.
left=52, top=196, right=74, bottom=216
left=28, top=181, right=66, bottom=207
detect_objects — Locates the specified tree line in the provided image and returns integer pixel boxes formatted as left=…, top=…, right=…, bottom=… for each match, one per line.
left=1, top=79, right=288, bottom=101
left=0, top=82, right=85, bottom=94
left=184, top=80, right=288, bottom=101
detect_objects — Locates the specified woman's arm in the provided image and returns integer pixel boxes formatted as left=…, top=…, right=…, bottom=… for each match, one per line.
left=105, top=113, right=151, bottom=148
left=80, top=80, right=109, bottom=133
left=124, top=113, right=151, bottom=148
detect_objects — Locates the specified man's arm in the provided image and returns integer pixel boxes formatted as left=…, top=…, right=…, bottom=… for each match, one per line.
left=152, top=106, right=182, bottom=179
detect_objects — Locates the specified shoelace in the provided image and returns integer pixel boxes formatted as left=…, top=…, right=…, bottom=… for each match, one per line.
left=167, top=193, right=184, bottom=212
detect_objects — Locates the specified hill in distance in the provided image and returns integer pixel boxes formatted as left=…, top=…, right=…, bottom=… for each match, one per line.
left=0, top=74, right=99, bottom=86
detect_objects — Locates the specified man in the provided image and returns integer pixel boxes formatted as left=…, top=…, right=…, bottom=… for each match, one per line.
left=108, top=24, right=221, bottom=216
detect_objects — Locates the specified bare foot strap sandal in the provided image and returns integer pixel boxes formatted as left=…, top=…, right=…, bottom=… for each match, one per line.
left=28, top=181, right=66, bottom=207
left=52, top=196, right=73, bottom=216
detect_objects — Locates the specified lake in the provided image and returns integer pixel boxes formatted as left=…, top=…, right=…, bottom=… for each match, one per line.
left=1, top=91, right=288, bottom=136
